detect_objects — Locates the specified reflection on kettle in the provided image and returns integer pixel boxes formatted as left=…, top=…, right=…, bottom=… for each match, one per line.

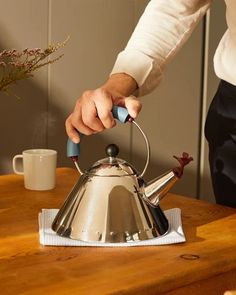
left=52, top=106, right=193, bottom=243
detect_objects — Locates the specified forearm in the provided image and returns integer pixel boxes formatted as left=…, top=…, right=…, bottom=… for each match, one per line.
left=102, top=73, right=138, bottom=97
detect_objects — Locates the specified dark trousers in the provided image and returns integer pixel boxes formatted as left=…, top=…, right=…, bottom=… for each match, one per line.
left=205, top=80, right=236, bottom=207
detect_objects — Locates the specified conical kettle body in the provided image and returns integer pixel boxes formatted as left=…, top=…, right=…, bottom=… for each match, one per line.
left=52, top=158, right=169, bottom=243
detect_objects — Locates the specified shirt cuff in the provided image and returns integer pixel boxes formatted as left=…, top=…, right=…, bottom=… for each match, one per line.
left=110, top=49, right=162, bottom=96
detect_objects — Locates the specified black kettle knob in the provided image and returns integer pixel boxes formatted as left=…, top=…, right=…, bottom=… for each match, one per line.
left=106, top=144, right=119, bottom=157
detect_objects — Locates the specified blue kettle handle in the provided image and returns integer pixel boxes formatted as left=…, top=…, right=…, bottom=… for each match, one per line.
left=67, top=106, right=130, bottom=157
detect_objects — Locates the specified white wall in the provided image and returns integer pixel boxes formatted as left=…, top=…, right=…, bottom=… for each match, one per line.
left=0, top=0, right=226, bottom=203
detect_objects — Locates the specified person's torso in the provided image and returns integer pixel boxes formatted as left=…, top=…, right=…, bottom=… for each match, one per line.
left=214, top=0, right=236, bottom=86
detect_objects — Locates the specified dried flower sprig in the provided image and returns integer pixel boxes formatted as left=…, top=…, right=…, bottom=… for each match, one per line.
left=0, top=37, right=69, bottom=96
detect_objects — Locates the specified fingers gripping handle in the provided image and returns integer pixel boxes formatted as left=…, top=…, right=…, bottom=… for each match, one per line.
left=67, top=106, right=130, bottom=158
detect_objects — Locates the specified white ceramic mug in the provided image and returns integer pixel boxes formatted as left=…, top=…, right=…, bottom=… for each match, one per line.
left=12, top=149, right=57, bottom=190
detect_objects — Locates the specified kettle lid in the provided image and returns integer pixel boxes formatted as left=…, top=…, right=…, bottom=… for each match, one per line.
left=85, top=144, right=138, bottom=177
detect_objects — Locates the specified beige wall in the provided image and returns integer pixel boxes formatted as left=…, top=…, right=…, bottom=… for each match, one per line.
left=0, top=1, right=226, bottom=203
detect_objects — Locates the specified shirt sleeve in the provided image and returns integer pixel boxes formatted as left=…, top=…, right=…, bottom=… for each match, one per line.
left=110, top=0, right=212, bottom=96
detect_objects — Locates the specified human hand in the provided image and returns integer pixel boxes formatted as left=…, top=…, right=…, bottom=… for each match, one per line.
left=65, top=73, right=142, bottom=143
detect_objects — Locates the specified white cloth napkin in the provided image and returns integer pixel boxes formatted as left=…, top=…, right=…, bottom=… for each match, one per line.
left=38, top=208, right=185, bottom=247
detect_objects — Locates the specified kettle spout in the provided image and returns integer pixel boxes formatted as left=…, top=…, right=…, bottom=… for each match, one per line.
left=143, top=152, right=193, bottom=207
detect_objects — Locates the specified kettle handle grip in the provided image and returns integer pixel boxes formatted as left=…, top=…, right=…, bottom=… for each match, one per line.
left=67, top=106, right=130, bottom=158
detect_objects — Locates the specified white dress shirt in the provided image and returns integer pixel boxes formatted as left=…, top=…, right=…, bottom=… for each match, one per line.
left=111, top=0, right=236, bottom=96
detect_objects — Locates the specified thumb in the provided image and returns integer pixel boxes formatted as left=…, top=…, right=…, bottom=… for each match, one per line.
left=123, top=95, right=142, bottom=118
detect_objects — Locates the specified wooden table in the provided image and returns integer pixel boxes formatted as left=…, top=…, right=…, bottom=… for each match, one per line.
left=1, top=168, right=236, bottom=295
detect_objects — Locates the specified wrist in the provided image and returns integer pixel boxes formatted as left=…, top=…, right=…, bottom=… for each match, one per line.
left=102, top=73, right=138, bottom=97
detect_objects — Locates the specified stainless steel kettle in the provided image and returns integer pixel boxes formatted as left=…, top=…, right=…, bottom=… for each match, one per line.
left=52, top=106, right=192, bottom=243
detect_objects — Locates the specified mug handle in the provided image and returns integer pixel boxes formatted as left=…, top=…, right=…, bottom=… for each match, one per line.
left=12, top=155, right=24, bottom=175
